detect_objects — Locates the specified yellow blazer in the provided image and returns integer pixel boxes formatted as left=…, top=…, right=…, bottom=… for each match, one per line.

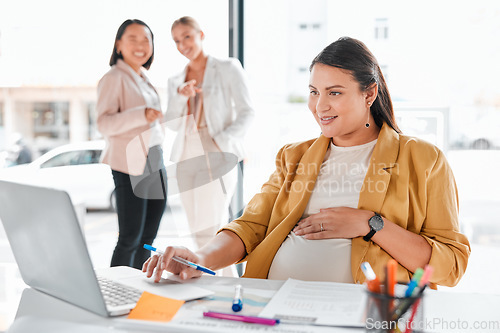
left=221, top=123, right=470, bottom=287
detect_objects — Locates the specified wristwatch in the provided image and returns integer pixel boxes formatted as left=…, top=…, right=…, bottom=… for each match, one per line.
left=363, top=212, right=384, bottom=242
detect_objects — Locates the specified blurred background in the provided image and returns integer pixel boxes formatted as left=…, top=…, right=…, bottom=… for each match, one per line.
left=1, top=0, right=500, bottom=330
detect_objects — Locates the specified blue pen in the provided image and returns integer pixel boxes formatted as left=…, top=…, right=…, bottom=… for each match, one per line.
left=232, top=284, right=243, bottom=312
left=143, top=244, right=216, bottom=275
left=404, top=268, right=424, bottom=297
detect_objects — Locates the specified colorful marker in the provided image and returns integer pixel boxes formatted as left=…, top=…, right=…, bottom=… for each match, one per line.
left=405, top=268, right=424, bottom=297
left=232, top=284, right=243, bottom=312
left=360, top=262, right=382, bottom=293
left=203, top=311, right=279, bottom=326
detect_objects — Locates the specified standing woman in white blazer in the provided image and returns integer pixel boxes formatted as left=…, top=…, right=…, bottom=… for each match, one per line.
left=167, top=16, right=254, bottom=249
left=97, top=19, right=167, bottom=269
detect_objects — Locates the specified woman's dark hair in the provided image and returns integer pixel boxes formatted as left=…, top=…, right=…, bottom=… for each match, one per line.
left=310, top=37, right=400, bottom=133
left=109, top=19, right=154, bottom=70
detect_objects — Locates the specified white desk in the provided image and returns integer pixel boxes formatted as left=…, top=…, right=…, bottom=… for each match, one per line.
left=6, top=270, right=500, bottom=333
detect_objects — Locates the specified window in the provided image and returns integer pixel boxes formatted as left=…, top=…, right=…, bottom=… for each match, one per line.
left=375, top=18, right=389, bottom=39
left=380, top=65, right=389, bottom=82
left=41, top=149, right=101, bottom=168
left=298, top=23, right=322, bottom=30
left=87, top=101, right=98, bottom=140
left=0, top=103, right=4, bottom=152
left=79, top=149, right=101, bottom=164
left=32, top=102, right=69, bottom=140
left=41, top=151, right=82, bottom=168
left=0, top=0, right=229, bottom=155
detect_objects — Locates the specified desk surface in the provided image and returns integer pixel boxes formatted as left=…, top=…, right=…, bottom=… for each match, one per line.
left=6, top=268, right=500, bottom=333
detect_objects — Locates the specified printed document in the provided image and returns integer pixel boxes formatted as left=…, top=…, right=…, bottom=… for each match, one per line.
left=118, top=286, right=348, bottom=332
left=259, top=278, right=365, bottom=327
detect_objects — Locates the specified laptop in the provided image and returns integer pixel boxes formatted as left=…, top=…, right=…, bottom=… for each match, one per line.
left=0, top=180, right=213, bottom=317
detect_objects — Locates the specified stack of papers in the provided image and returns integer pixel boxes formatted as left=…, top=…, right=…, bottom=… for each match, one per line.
left=259, top=278, right=365, bottom=327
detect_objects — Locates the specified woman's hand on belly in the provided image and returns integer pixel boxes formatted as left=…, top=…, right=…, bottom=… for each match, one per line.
left=293, top=207, right=371, bottom=240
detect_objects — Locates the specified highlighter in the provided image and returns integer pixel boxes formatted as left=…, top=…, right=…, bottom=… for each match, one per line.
left=232, top=284, right=243, bottom=312
left=360, top=262, right=382, bottom=293
left=386, top=259, right=397, bottom=298
left=418, top=265, right=434, bottom=288
left=404, top=268, right=424, bottom=297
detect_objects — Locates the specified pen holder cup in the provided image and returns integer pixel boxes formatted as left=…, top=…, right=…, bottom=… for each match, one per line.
left=364, top=286, right=424, bottom=333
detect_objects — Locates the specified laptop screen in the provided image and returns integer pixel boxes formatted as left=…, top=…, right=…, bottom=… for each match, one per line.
left=0, top=180, right=108, bottom=316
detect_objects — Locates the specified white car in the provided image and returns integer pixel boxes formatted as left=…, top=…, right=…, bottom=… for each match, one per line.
left=0, top=140, right=116, bottom=210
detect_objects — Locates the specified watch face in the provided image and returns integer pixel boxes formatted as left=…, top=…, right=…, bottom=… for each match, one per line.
left=369, top=214, right=384, bottom=231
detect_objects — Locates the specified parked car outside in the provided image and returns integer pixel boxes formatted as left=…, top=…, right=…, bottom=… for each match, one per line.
left=0, top=140, right=115, bottom=210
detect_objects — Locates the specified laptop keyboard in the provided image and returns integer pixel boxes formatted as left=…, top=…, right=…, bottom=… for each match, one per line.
left=97, top=276, right=142, bottom=307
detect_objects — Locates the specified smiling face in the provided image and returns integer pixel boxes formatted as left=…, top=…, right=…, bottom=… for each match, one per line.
left=308, top=63, right=379, bottom=146
left=171, top=23, right=204, bottom=61
left=116, top=23, right=153, bottom=73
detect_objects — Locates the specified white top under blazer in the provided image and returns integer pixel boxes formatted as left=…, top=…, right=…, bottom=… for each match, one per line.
left=165, top=55, right=254, bottom=163
left=268, top=139, right=377, bottom=282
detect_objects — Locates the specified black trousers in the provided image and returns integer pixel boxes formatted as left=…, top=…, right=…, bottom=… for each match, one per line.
left=110, top=145, right=167, bottom=269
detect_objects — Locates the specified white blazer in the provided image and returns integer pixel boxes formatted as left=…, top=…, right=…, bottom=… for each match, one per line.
left=165, top=55, right=254, bottom=162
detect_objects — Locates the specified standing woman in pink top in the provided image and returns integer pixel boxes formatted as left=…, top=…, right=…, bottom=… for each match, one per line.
left=97, top=19, right=167, bottom=269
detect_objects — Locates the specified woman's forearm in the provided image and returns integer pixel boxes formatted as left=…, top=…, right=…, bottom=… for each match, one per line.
left=371, top=217, right=432, bottom=273
left=196, top=230, right=246, bottom=271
